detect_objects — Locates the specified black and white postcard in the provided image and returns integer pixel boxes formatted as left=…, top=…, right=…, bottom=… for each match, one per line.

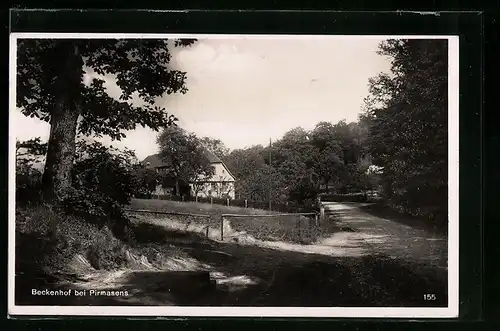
left=8, top=33, right=459, bottom=318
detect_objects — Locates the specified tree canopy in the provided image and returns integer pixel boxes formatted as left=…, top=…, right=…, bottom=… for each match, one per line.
left=156, top=126, right=215, bottom=196
left=223, top=119, right=371, bottom=203
left=16, top=38, right=195, bottom=202
left=364, top=39, right=448, bottom=220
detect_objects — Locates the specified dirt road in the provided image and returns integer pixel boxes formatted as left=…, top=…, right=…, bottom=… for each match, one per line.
left=322, top=202, right=448, bottom=272
left=16, top=205, right=448, bottom=307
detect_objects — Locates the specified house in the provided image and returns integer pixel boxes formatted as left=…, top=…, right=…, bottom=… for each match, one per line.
left=142, top=149, right=236, bottom=199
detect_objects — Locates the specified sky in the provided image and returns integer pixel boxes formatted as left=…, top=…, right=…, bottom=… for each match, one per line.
left=12, top=36, right=392, bottom=161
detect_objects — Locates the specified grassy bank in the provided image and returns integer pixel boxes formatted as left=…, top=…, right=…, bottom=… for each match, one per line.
left=17, top=210, right=447, bottom=307
left=129, top=198, right=325, bottom=244
left=16, top=206, right=128, bottom=275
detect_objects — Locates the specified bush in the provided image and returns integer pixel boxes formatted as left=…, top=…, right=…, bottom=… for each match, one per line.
left=15, top=138, right=45, bottom=207
left=16, top=206, right=128, bottom=273
left=288, top=177, right=319, bottom=204
left=15, top=164, right=43, bottom=207
left=61, top=141, right=138, bottom=237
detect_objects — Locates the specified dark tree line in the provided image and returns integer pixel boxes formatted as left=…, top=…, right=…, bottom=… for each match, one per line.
left=223, top=38, right=448, bottom=224
left=363, top=39, right=448, bottom=221
left=223, top=120, right=375, bottom=204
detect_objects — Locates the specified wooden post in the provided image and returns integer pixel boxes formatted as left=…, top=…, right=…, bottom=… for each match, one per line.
left=210, top=196, right=213, bottom=205
left=244, top=199, right=248, bottom=208
left=226, top=198, right=230, bottom=206
left=315, top=213, right=319, bottom=227
left=205, top=226, right=209, bottom=238
left=298, top=218, right=301, bottom=241
left=220, top=216, right=224, bottom=241
left=320, top=205, right=325, bottom=220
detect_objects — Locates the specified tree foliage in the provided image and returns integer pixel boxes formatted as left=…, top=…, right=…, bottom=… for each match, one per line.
left=156, top=126, right=215, bottom=196
left=200, top=137, right=230, bottom=160
left=16, top=138, right=48, bottom=205
left=131, top=165, right=161, bottom=198
left=223, top=120, right=372, bottom=203
left=15, top=138, right=141, bottom=236
left=364, top=39, right=448, bottom=220
left=63, top=141, right=139, bottom=236
left=16, top=38, right=195, bottom=202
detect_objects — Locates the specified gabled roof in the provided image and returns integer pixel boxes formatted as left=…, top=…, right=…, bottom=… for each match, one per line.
left=143, top=150, right=237, bottom=182
left=143, top=149, right=224, bottom=168
left=142, top=154, right=167, bottom=168
left=203, top=149, right=223, bottom=163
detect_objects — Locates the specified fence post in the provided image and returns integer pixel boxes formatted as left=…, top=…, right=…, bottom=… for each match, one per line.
left=298, top=218, right=302, bottom=241
left=220, top=216, right=224, bottom=241
left=226, top=198, right=230, bottom=206
left=315, top=213, right=319, bottom=227
left=320, top=205, right=325, bottom=220
left=245, top=199, right=248, bottom=208
left=205, top=226, right=209, bottom=238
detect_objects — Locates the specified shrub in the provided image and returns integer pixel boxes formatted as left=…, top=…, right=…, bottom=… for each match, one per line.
left=62, top=141, right=138, bottom=237
left=288, top=177, right=319, bottom=203
left=15, top=164, right=43, bottom=207
left=16, top=206, right=128, bottom=273
left=15, top=138, right=46, bottom=207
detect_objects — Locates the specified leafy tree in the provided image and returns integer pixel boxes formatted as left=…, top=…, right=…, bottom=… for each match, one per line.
left=310, top=122, right=345, bottom=190
left=16, top=38, right=195, bottom=202
left=131, top=165, right=161, bottom=198
left=200, top=137, right=230, bottom=159
left=225, top=145, right=266, bottom=179
left=288, top=176, right=319, bottom=204
left=365, top=39, right=448, bottom=220
left=156, top=126, right=215, bottom=197
left=16, top=138, right=48, bottom=205
left=61, top=140, right=140, bottom=236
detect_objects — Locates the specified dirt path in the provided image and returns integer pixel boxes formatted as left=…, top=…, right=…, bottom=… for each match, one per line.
left=322, top=202, right=448, bottom=272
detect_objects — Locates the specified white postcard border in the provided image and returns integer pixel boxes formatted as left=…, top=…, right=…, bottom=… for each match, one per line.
left=8, top=33, right=460, bottom=318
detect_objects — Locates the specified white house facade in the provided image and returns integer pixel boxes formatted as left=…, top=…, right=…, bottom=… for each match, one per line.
left=143, top=150, right=236, bottom=199
left=190, top=162, right=236, bottom=199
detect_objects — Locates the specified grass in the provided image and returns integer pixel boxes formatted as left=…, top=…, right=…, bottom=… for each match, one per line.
left=130, top=198, right=284, bottom=218
left=15, top=206, right=129, bottom=274
left=128, top=198, right=325, bottom=244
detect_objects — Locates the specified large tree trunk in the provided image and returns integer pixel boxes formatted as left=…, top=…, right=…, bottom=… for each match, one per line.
left=41, top=42, right=83, bottom=202
left=42, top=105, right=80, bottom=202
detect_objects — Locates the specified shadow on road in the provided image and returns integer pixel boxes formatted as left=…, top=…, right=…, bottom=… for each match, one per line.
left=16, top=221, right=448, bottom=307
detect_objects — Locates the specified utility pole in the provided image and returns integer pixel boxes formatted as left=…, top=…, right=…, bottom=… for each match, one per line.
left=269, top=137, right=272, bottom=211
